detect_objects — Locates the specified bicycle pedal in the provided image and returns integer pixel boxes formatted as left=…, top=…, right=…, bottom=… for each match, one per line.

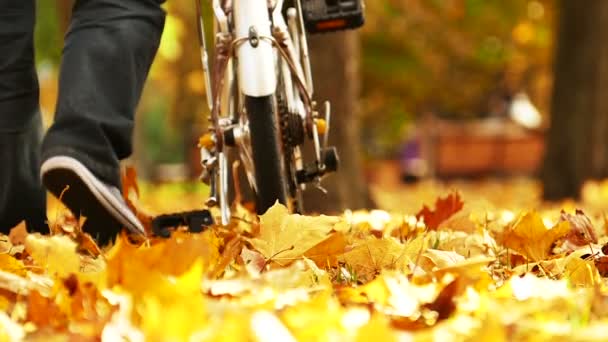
left=151, top=210, right=214, bottom=238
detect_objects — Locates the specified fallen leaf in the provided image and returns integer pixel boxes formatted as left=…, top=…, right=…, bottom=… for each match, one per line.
left=75, top=232, right=102, bottom=257
left=241, top=245, right=267, bottom=276
left=421, top=249, right=466, bottom=270
left=432, top=256, right=496, bottom=279
left=437, top=210, right=477, bottom=233
left=121, top=166, right=153, bottom=235
left=423, top=277, right=464, bottom=321
left=416, top=192, right=464, bottom=230
left=594, top=255, right=608, bottom=277
left=25, top=234, right=81, bottom=278
left=564, top=251, right=601, bottom=287
left=209, top=236, right=242, bottom=278
left=250, top=203, right=339, bottom=265
left=356, top=314, right=397, bottom=342
left=338, top=238, right=410, bottom=283
left=26, top=290, right=67, bottom=330
left=0, top=254, right=26, bottom=277
left=122, top=166, right=140, bottom=198
left=304, top=232, right=348, bottom=267
left=559, top=209, right=598, bottom=246
left=8, top=221, right=28, bottom=246
left=106, top=230, right=220, bottom=295
left=502, top=212, right=570, bottom=261
left=61, top=275, right=115, bottom=331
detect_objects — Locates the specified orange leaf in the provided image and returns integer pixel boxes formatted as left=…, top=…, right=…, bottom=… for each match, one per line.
left=121, top=166, right=153, bottom=235
left=26, top=290, right=67, bottom=330
left=502, top=212, right=570, bottom=261
left=304, top=232, right=348, bottom=267
left=415, top=192, right=464, bottom=230
left=122, top=166, right=140, bottom=198
left=75, top=232, right=102, bottom=258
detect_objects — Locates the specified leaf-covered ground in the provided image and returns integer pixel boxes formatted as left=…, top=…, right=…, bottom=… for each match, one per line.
left=3, top=177, right=608, bottom=341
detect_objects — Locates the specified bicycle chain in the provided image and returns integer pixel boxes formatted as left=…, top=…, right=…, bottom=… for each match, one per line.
left=278, top=97, right=305, bottom=149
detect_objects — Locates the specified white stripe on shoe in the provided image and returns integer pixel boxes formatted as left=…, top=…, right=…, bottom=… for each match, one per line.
left=40, top=156, right=145, bottom=236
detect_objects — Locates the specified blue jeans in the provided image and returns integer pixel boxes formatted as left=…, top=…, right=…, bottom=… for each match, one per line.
left=0, top=0, right=165, bottom=232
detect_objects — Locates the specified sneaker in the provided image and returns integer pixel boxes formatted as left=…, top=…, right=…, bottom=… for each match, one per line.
left=41, top=156, right=146, bottom=244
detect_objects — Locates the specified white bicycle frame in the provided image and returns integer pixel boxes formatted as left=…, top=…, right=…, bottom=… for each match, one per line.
left=233, top=0, right=277, bottom=97
left=198, top=0, right=328, bottom=224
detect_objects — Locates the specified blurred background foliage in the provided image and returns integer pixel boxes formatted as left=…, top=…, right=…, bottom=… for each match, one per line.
left=360, top=0, right=554, bottom=156
left=34, top=0, right=555, bottom=173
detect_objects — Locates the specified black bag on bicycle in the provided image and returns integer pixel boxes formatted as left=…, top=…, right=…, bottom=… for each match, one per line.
left=301, top=0, right=365, bottom=33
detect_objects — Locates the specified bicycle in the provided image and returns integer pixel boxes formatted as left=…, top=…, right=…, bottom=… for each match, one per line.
left=152, top=0, right=364, bottom=235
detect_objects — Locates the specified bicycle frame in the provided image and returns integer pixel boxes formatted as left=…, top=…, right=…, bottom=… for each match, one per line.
left=195, top=0, right=335, bottom=225
left=233, top=0, right=277, bottom=97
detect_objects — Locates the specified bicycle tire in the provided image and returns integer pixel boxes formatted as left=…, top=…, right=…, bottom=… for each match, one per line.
left=245, top=95, right=289, bottom=214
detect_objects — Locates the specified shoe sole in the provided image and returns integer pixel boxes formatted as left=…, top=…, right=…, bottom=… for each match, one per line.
left=41, top=157, right=145, bottom=243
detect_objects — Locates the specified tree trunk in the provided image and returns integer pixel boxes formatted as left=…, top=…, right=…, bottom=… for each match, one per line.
left=542, top=1, right=608, bottom=200
left=302, top=31, right=374, bottom=213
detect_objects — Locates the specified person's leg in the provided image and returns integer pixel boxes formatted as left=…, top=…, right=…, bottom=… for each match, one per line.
left=0, top=0, right=47, bottom=233
left=41, top=0, right=165, bottom=243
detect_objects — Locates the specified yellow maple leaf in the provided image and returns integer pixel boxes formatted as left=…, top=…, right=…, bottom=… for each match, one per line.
left=250, top=203, right=339, bottom=265
left=502, top=212, right=570, bottom=261
left=106, top=231, right=220, bottom=301
left=25, top=234, right=81, bottom=278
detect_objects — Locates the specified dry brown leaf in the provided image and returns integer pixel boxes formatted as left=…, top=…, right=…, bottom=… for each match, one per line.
left=423, top=277, right=465, bottom=321
left=502, top=212, right=570, bottom=261
left=416, top=192, right=464, bottom=230
left=559, top=209, right=598, bottom=247
left=594, top=255, right=608, bottom=277
left=9, top=221, right=28, bottom=246
left=240, top=246, right=266, bottom=275
left=250, top=202, right=339, bottom=265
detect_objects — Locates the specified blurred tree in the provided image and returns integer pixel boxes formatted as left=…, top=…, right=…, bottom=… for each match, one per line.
left=134, top=0, right=211, bottom=180
left=542, top=1, right=608, bottom=200
left=302, top=31, right=374, bottom=213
